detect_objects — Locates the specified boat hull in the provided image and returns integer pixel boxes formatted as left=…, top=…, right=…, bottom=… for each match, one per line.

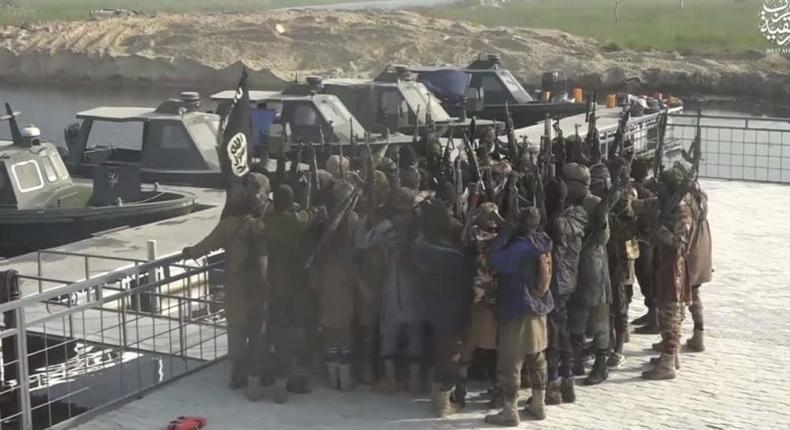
left=0, top=191, right=196, bottom=257
left=445, top=103, right=589, bottom=129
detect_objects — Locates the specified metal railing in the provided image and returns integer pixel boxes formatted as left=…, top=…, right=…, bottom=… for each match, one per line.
left=667, top=112, right=790, bottom=184
left=0, top=250, right=228, bottom=429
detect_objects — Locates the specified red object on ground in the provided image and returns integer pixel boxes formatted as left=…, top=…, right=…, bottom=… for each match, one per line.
left=167, top=416, right=207, bottom=430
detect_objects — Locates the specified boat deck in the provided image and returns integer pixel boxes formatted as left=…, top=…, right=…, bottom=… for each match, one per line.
left=513, top=105, right=683, bottom=150
left=0, top=185, right=227, bottom=360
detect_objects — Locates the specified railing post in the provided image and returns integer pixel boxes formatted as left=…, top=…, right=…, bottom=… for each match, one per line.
left=147, top=240, right=159, bottom=313
left=36, top=252, right=42, bottom=295
left=16, top=306, right=33, bottom=430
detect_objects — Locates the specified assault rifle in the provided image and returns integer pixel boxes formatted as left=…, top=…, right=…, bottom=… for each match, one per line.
left=504, top=101, right=520, bottom=168
left=681, top=109, right=703, bottom=180
left=653, top=108, right=669, bottom=179
left=609, top=105, right=632, bottom=162
left=304, top=183, right=361, bottom=269
left=585, top=91, right=602, bottom=164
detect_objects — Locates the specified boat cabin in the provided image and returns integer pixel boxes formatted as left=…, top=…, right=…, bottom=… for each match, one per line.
left=412, top=54, right=536, bottom=110
left=211, top=90, right=365, bottom=145
left=281, top=71, right=454, bottom=135
left=64, top=93, right=224, bottom=187
left=0, top=137, right=85, bottom=211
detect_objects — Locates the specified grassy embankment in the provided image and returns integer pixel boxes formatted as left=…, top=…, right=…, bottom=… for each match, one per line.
left=424, top=0, right=770, bottom=54
left=0, top=0, right=367, bottom=25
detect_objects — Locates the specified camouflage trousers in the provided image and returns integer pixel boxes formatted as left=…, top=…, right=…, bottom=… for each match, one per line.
left=658, top=302, right=684, bottom=355
left=688, top=285, right=704, bottom=331
left=496, top=314, right=547, bottom=395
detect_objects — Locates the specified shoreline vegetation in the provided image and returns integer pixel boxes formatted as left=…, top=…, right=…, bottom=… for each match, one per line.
left=0, top=4, right=786, bottom=99
left=423, top=0, right=771, bottom=55
left=2, top=0, right=773, bottom=55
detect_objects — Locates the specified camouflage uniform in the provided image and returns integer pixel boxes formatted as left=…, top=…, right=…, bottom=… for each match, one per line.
left=263, top=192, right=323, bottom=385
left=185, top=174, right=270, bottom=387
left=546, top=201, right=587, bottom=402
left=607, top=190, right=638, bottom=361
left=638, top=173, right=694, bottom=380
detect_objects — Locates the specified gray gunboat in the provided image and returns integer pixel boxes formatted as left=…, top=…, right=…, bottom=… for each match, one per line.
left=63, top=92, right=224, bottom=188
left=0, top=104, right=196, bottom=257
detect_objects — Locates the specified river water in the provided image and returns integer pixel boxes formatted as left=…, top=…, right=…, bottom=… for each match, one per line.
left=2, top=83, right=789, bottom=182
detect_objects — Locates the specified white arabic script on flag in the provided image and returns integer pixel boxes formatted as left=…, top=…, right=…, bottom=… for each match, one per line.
left=760, top=0, right=790, bottom=46
left=227, top=132, right=250, bottom=177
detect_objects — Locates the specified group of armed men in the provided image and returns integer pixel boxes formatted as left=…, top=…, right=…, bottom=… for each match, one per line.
left=183, top=118, right=713, bottom=427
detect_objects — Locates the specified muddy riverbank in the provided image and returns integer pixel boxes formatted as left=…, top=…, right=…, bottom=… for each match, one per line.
left=0, top=10, right=787, bottom=98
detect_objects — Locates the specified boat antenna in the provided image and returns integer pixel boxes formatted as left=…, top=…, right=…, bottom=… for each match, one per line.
left=2, top=103, right=22, bottom=145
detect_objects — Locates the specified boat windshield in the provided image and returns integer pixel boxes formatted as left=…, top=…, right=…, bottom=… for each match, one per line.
left=85, top=120, right=144, bottom=151
left=497, top=70, right=534, bottom=103
left=314, top=97, right=365, bottom=139
left=400, top=83, right=452, bottom=123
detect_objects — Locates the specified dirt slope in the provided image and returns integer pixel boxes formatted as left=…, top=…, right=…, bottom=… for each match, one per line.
left=0, top=9, right=787, bottom=97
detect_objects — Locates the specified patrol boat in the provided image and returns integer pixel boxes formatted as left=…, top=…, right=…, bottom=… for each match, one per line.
left=0, top=104, right=196, bottom=256
left=282, top=69, right=496, bottom=137
left=62, top=92, right=224, bottom=188
left=411, top=54, right=588, bottom=128
left=209, top=89, right=414, bottom=156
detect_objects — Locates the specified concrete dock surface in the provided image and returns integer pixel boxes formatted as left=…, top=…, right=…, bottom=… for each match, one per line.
left=71, top=179, right=790, bottom=429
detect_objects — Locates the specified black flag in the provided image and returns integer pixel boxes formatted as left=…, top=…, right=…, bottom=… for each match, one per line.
left=218, top=69, right=252, bottom=182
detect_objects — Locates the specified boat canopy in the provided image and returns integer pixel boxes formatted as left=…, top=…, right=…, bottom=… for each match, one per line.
left=210, top=91, right=366, bottom=143
left=72, top=108, right=221, bottom=172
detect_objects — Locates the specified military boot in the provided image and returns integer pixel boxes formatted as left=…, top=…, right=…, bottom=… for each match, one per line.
left=359, top=362, right=375, bottom=386
left=229, top=366, right=246, bottom=389
left=338, top=363, right=357, bottom=392
left=484, top=394, right=519, bottom=427
left=286, top=368, right=313, bottom=394
left=326, top=361, right=340, bottom=390
left=374, top=359, right=398, bottom=394
left=487, top=385, right=504, bottom=409
left=545, top=379, right=562, bottom=406
left=631, top=310, right=650, bottom=326
left=650, top=353, right=680, bottom=370
left=245, top=376, right=265, bottom=402
left=685, top=329, right=705, bottom=352
left=272, top=378, right=289, bottom=404
left=642, top=353, right=677, bottom=380
left=523, top=388, right=546, bottom=420
left=560, top=378, right=576, bottom=403
left=431, top=383, right=456, bottom=418
left=571, top=335, right=586, bottom=376
left=607, top=352, right=626, bottom=368
left=583, top=350, right=609, bottom=386
left=452, top=378, right=467, bottom=408
left=407, top=363, right=422, bottom=395
left=634, top=309, right=660, bottom=334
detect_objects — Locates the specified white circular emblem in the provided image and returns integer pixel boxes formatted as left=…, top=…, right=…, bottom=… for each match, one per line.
left=227, top=132, right=250, bottom=177
left=760, top=0, right=790, bottom=46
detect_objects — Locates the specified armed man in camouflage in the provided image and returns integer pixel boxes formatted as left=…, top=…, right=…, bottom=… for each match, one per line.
left=568, top=162, right=613, bottom=386
left=637, top=166, right=694, bottom=380
left=545, top=170, right=587, bottom=405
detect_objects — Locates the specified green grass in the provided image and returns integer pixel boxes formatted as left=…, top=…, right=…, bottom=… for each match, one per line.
left=0, top=0, right=368, bottom=25
left=424, top=0, right=769, bottom=54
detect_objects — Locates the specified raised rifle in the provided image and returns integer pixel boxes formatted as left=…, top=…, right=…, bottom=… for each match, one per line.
left=504, top=101, right=519, bottom=168
left=463, top=133, right=485, bottom=192
left=304, top=184, right=361, bottom=269
left=653, top=108, right=669, bottom=178
left=307, top=143, right=320, bottom=209
left=392, top=128, right=401, bottom=189
left=552, top=117, right=565, bottom=177
left=585, top=91, right=602, bottom=164
left=681, top=108, right=703, bottom=180
left=610, top=105, right=632, bottom=162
